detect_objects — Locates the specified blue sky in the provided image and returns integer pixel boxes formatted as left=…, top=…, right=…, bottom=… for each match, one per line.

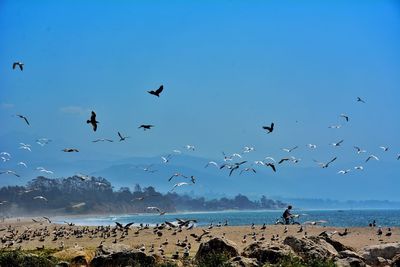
left=1, top=0, right=400, bottom=200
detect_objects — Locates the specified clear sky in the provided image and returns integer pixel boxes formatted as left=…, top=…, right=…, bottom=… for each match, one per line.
left=1, top=0, right=400, bottom=200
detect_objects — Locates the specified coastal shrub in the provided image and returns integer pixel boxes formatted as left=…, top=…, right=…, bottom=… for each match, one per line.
left=0, top=250, right=58, bottom=267
left=197, top=252, right=232, bottom=267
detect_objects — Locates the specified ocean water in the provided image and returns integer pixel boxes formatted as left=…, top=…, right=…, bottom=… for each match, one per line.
left=56, top=209, right=400, bottom=227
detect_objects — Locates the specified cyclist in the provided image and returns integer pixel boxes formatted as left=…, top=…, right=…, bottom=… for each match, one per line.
left=283, top=205, right=293, bottom=225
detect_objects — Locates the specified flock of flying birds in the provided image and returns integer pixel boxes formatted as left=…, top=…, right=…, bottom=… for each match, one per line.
left=1, top=62, right=400, bottom=210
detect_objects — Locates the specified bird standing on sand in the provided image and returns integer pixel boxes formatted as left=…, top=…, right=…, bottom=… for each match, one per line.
left=13, top=62, right=24, bottom=71
left=148, top=85, right=164, bottom=97
left=87, top=111, right=99, bottom=131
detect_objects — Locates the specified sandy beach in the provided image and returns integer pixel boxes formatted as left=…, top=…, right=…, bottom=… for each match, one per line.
left=1, top=217, right=398, bottom=260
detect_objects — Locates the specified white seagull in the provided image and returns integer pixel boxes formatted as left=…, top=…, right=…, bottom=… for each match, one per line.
left=282, top=146, right=298, bottom=153
left=331, top=140, right=344, bottom=147
left=243, top=146, right=255, bottom=153
left=185, top=145, right=195, bottom=151
left=0, top=170, right=20, bottom=177
left=379, top=146, right=389, bottom=152
left=354, top=166, right=364, bottom=170
left=337, top=169, right=351, bottom=174
left=33, top=196, right=48, bottom=202
left=205, top=161, right=219, bottom=168
left=307, top=144, right=317, bottom=149
left=17, top=162, right=27, bottom=168
left=354, top=146, right=366, bottom=154
left=366, top=155, right=379, bottom=162
left=328, top=125, right=342, bottom=129
left=170, top=182, right=190, bottom=192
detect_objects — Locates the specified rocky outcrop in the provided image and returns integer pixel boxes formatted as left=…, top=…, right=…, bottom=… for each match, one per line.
left=242, top=242, right=293, bottom=265
left=358, top=243, right=400, bottom=266
left=335, top=257, right=366, bottom=267
left=195, top=237, right=239, bottom=261
left=392, top=254, right=400, bottom=267
left=283, top=235, right=339, bottom=261
left=228, top=256, right=259, bottom=267
left=90, top=244, right=156, bottom=267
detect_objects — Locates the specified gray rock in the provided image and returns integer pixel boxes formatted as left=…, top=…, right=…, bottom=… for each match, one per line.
left=70, top=255, right=88, bottom=267
left=242, top=242, right=293, bottom=264
left=90, top=245, right=156, bottom=267
left=284, top=235, right=338, bottom=261
left=392, top=254, right=400, bottom=267
left=335, top=257, right=366, bottom=267
left=339, top=250, right=364, bottom=260
left=195, top=237, right=239, bottom=261
left=229, top=256, right=260, bottom=267
left=358, top=243, right=400, bottom=266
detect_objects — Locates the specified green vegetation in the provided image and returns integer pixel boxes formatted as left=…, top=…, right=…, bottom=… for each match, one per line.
left=0, top=249, right=58, bottom=267
left=196, top=253, right=232, bottom=267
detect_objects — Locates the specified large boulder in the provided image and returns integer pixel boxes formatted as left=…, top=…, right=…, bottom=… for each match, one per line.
left=283, top=235, right=338, bottom=261
left=90, top=244, right=156, bottom=267
left=358, top=243, right=400, bottom=266
left=392, top=254, right=400, bottom=267
left=195, top=237, right=239, bottom=262
left=242, top=242, right=293, bottom=265
left=335, top=257, right=366, bottom=267
left=228, top=256, right=259, bottom=267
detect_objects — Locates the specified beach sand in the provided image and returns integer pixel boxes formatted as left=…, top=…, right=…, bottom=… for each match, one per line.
left=1, top=217, right=399, bottom=261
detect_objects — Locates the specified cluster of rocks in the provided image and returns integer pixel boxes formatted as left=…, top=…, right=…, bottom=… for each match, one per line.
left=53, top=236, right=400, bottom=267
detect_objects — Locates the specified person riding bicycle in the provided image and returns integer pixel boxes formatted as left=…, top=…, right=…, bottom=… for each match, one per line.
left=283, top=205, right=293, bottom=225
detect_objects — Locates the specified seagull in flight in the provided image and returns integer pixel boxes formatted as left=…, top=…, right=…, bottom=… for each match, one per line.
left=172, top=149, right=182, bottom=154
left=19, top=143, right=31, bottom=152
left=354, top=166, right=364, bottom=171
left=1, top=157, right=10, bottom=162
left=33, top=196, right=48, bottom=202
left=142, top=165, right=157, bottom=173
left=379, top=146, right=389, bottom=152
left=170, top=182, right=190, bottom=192
left=340, top=114, right=349, bottom=122
left=337, top=169, right=351, bottom=174
left=278, top=158, right=290, bottom=164
left=13, top=62, right=24, bottom=71
left=328, top=125, right=341, bottom=129
left=264, top=157, right=276, bottom=163
left=37, top=167, right=54, bottom=174
left=118, top=132, right=129, bottom=141
left=243, top=146, right=255, bottom=153
left=16, top=114, right=30, bottom=125
left=282, top=146, right=298, bottom=153
left=357, top=97, right=366, bottom=103
left=366, top=155, right=379, bottom=162
left=0, top=152, right=11, bottom=158
left=92, top=138, right=113, bottom=143
left=307, top=144, right=317, bottom=149
left=18, top=162, right=27, bottom=168
left=314, top=157, right=337, bottom=168
left=205, top=161, right=219, bottom=168
left=265, top=163, right=276, bottom=172
left=240, top=168, right=256, bottom=175
left=220, top=161, right=247, bottom=176
left=147, top=206, right=166, bottom=215
left=331, top=140, right=344, bottom=147
left=0, top=170, right=20, bottom=177
left=161, top=154, right=173, bottom=163
left=222, top=152, right=233, bottom=161
left=75, top=173, right=91, bottom=181
left=62, top=148, right=79, bottom=152
left=87, top=111, right=99, bottom=131
left=148, top=85, right=164, bottom=97
left=254, top=160, right=265, bottom=165
left=185, top=145, right=195, bottom=151
left=168, top=173, right=185, bottom=182
left=397, top=154, right=400, bottom=160
left=36, top=138, right=51, bottom=146
left=262, top=122, right=274, bottom=134
left=138, top=124, right=154, bottom=130
left=354, top=146, right=366, bottom=154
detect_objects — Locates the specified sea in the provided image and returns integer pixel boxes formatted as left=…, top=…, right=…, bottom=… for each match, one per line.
left=55, top=209, right=400, bottom=227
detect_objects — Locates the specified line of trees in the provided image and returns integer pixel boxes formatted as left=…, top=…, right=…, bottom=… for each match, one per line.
left=0, top=176, right=286, bottom=216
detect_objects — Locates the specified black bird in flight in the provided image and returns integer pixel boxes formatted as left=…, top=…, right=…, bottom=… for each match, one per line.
left=357, top=97, right=365, bottom=103
left=86, top=111, right=99, bottom=131
left=118, top=132, right=129, bottom=141
left=16, top=114, right=30, bottom=125
left=266, top=163, right=276, bottom=172
left=13, top=62, right=24, bottom=71
left=262, top=123, right=274, bottom=133
left=138, top=125, right=154, bottom=131
left=148, top=85, right=164, bottom=97
left=115, top=222, right=135, bottom=230
left=62, top=148, right=79, bottom=152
